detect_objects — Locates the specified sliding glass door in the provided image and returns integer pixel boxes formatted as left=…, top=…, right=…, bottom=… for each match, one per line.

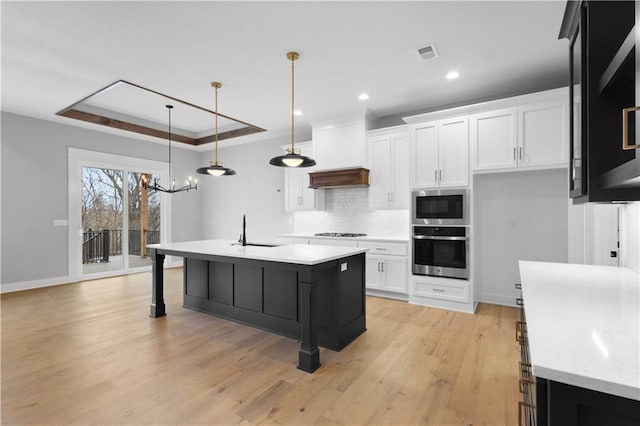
left=127, top=172, right=161, bottom=269
left=68, top=148, right=169, bottom=281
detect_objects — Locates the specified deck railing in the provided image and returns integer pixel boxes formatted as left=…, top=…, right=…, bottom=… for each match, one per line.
left=82, top=229, right=160, bottom=263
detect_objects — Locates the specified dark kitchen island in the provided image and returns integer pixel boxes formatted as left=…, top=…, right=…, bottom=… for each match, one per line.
left=147, top=240, right=368, bottom=373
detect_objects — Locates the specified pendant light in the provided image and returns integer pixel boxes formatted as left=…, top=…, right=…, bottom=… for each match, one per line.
left=142, top=105, right=198, bottom=193
left=269, top=51, right=316, bottom=168
left=197, top=82, right=236, bottom=176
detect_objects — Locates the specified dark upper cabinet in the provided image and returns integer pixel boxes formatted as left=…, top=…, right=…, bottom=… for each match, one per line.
left=560, top=1, right=640, bottom=203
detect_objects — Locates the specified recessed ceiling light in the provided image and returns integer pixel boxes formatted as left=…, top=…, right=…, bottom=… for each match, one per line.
left=446, top=70, right=460, bottom=80
left=294, top=109, right=303, bottom=116
left=358, top=93, right=370, bottom=101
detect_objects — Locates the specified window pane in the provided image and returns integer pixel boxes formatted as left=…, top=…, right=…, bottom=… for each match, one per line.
left=81, top=167, right=124, bottom=274
left=128, top=172, right=161, bottom=268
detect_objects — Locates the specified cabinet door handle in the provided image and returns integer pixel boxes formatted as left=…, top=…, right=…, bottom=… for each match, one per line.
left=519, top=147, right=524, bottom=160
left=381, top=262, right=384, bottom=273
left=622, top=106, right=640, bottom=150
left=434, top=170, right=438, bottom=181
left=377, top=261, right=381, bottom=272
left=438, top=170, right=442, bottom=181
left=514, top=147, right=517, bottom=160
left=433, top=288, right=445, bottom=292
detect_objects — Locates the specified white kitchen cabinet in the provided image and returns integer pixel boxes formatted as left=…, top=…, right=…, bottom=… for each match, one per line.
left=411, top=117, right=469, bottom=188
left=368, top=126, right=410, bottom=210
left=313, top=117, right=369, bottom=171
left=471, top=101, right=568, bottom=173
left=470, top=108, right=518, bottom=171
left=518, top=102, right=568, bottom=168
left=358, top=241, right=408, bottom=294
left=283, top=142, right=324, bottom=212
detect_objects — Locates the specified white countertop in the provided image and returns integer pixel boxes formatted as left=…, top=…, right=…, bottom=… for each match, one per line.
left=278, top=233, right=409, bottom=243
left=149, top=239, right=368, bottom=266
left=519, top=261, right=640, bottom=401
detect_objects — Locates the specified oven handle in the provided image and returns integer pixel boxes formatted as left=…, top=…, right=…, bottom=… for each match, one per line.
left=412, top=235, right=468, bottom=241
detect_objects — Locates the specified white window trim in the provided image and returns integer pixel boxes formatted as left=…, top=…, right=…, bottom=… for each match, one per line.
left=67, top=147, right=172, bottom=282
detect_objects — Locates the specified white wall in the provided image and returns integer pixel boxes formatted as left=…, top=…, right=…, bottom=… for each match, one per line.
left=199, top=136, right=302, bottom=242
left=1, top=112, right=203, bottom=288
left=568, top=202, right=621, bottom=266
left=474, top=169, right=568, bottom=306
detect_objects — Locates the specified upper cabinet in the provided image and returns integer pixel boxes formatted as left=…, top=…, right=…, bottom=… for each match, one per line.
left=312, top=115, right=373, bottom=171
left=471, top=100, right=568, bottom=173
left=368, top=126, right=410, bottom=210
left=560, top=0, right=640, bottom=202
left=282, top=142, right=324, bottom=212
left=410, top=117, right=469, bottom=189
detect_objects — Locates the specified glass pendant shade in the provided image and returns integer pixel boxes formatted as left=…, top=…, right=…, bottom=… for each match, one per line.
left=197, top=82, right=236, bottom=177
left=270, top=51, right=316, bottom=168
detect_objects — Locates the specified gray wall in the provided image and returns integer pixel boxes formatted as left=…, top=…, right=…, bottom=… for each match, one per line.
left=473, top=168, right=569, bottom=306
left=1, top=112, right=202, bottom=285
left=199, top=135, right=305, bottom=242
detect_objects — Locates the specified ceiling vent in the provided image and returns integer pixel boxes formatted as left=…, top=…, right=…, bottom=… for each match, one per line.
left=417, top=43, right=439, bottom=60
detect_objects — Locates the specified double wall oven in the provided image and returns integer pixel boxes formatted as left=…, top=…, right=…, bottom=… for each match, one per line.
left=412, top=189, right=469, bottom=280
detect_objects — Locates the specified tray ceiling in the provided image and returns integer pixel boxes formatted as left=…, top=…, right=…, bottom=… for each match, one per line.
left=57, top=80, right=265, bottom=145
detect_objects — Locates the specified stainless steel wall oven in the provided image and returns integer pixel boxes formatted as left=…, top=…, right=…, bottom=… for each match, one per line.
left=412, top=226, right=469, bottom=279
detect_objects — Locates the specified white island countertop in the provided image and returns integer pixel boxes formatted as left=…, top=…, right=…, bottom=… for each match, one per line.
left=277, top=233, right=409, bottom=243
left=519, top=261, right=640, bottom=401
left=149, top=239, right=367, bottom=266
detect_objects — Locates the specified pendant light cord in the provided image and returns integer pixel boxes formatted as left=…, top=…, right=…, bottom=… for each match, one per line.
left=167, top=105, right=173, bottom=184
left=215, top=84, right=219, bottom=165
left=291, top=54, right=295, bottom=154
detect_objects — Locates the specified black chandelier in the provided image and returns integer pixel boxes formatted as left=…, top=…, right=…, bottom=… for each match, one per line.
left=142, top=105, right=198, bottom=193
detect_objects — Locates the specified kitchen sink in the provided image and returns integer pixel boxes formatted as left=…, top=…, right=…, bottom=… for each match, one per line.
left=232, top=242, right=281, bottom=248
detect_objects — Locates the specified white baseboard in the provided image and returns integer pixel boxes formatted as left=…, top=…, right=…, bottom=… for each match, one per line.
left=478, top=292, right=519, bottom=307
left=1, top=276, right=77, bottom=293
left=1, top=263, right=183, bottom=294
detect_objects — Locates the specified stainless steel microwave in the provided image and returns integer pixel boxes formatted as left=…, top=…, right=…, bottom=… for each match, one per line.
left=412, top=188, right=469, bottom=226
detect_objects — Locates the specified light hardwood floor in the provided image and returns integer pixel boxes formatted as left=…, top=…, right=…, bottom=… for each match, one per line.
left=1, top=269, right=521, bottom=425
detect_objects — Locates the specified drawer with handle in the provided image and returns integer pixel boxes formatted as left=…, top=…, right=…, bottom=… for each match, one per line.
left=413, top=279, right=469, bottom=302
left=357, top=241, right=408, bottom=256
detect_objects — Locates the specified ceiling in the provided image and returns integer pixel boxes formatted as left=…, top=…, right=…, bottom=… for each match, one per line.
left=1, top=1, right=569, bottom=151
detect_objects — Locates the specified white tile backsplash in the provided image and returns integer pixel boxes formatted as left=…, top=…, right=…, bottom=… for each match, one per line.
left=293, top=187, right=409, bottom=238
left=619, top=202, right=640, bottom=273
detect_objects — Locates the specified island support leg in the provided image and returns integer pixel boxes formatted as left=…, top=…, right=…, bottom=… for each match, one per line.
left=149, top=248, right=166, bottom=318
left=298, top=279, right=320, bottom=373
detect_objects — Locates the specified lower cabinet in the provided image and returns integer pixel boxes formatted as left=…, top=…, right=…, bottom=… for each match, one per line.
left=358, top=241, right=408, bottom=295
left=276, top=236, right=410, bottom=298
left=410, top=275, right=474, bottom=313
left=365, top=254, right=407, bottom=293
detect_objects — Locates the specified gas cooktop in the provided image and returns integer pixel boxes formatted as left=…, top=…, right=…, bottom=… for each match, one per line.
left=314, top=232, right=368, bottom=237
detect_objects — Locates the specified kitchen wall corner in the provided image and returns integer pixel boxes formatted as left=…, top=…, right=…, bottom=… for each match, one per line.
left=619, top=202, right=640, bottom=273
